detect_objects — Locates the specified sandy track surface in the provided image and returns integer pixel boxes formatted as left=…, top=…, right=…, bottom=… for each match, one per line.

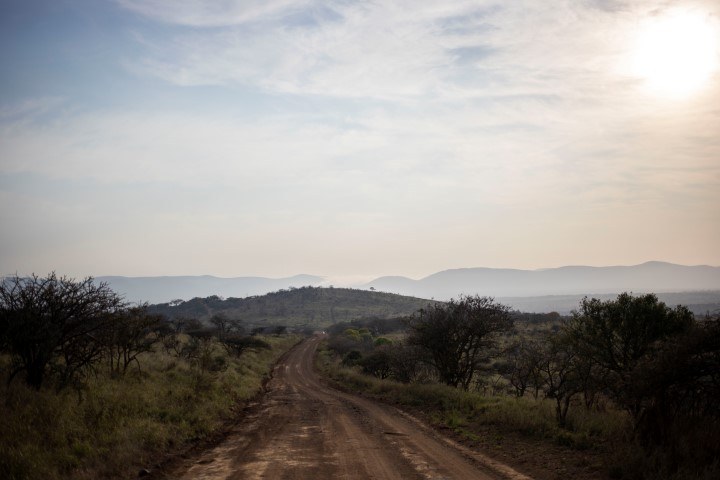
left=169, top=336, right=532, bottom=480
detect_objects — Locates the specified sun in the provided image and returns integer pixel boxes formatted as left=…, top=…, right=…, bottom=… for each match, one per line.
left=632, top=10, right=719, bottom=97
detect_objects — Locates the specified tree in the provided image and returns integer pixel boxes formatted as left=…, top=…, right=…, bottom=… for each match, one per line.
left=388, top=343, right=429, bottom=383
left=539, top=335, right=583, bottom=425
left=209, top=314, right=231, bottom=340
left=105, top=306, right=162, bottom=375
left=407, top=296, right=512, bottom=390
left=359, top=346, right=392, bottom=379
left=180, top=329, right=219, bottom=373
left=505, top=337, right=544, bottom=398
left=219, top=334, right=270, bottom=358
left=0, top=273, right=125, bottom=389
left=208, top=314, right=243, bottom=336
left=622, top=315, right=720, bottom=477
left=563, top=292, right=693, bottom=416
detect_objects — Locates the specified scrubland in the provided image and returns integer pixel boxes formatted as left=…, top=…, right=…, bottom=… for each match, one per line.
left=319, top=295, right=720, bottom=480
left=0, top=334, right=299, bottom=479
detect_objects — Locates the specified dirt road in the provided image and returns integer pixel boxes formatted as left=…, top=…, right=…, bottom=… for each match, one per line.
left=170, top=336, right=532, bottom=480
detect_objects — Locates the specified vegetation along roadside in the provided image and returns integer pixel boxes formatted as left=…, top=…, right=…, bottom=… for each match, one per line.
left=318, top=294, right=720, bottom=480
left=0, top=273, right=301, bottom=480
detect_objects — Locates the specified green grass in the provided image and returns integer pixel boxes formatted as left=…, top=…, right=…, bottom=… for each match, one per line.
left=0, top=335, right=301, bottom=479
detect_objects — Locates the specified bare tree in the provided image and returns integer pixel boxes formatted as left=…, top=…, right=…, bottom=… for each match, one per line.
left=0, top=273, right=125, bottom=389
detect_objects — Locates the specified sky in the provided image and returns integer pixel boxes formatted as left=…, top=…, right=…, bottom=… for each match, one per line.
left=1, top=0, right=719, bottom=284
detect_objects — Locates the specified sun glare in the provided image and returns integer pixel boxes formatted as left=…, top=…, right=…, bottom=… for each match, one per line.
left=632, top=10, right=719, bottom=97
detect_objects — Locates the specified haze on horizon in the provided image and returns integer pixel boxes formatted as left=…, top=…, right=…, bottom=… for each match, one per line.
left=1, top=0, right=719, bottom=281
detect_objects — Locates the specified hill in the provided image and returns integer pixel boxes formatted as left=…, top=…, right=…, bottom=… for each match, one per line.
left=365, top=261, right=720, bottom=300
left=147, top=286, right=434, bottom=329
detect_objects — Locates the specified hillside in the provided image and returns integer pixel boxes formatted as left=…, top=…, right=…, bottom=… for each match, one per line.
left=147, top=286, right=434, bottom=329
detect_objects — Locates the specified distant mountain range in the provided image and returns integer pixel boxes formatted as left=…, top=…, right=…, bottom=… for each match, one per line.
left=97, top=274, right=323, bottom=304
left=95, top=262, right=720, bottom=314
left=364, top=262, right=720, bottom=300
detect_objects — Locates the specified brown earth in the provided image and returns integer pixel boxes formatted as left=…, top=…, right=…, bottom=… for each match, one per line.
left=159, top=336, right=534, bottom=479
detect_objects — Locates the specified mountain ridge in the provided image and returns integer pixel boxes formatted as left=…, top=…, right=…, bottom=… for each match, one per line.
left=365, top=261, right=720, bottom=300
left=92, top=262, right=720, bottom=306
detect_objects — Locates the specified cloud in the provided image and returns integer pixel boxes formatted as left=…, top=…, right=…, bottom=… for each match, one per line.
left=119, top=0, right=720, bottom=108
left=2, top=86, right=717, bottom=219
left=116, top=0, right=311, bottom=27
left=125, top=3, right=455, bottom=99
left=118, top=0, right=654, bottom=102
left=3, top=0, right=719, bottom=276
